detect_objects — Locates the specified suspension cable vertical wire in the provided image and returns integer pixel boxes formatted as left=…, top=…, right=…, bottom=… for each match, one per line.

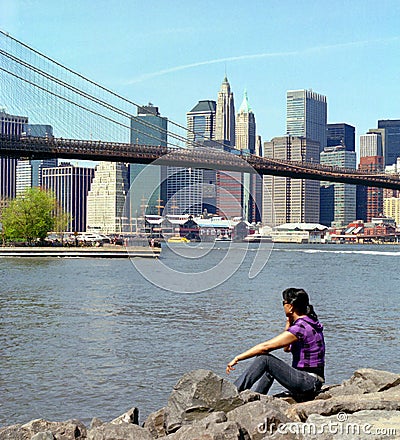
left=0, top=30, right=229, bottom=151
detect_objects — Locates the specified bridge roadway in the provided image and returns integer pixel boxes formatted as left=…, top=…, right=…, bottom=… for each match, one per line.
left=2, top=135, right=400, bottom=190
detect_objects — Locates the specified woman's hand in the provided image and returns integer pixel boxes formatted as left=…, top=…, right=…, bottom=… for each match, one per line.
left=226, top=357, right=239, bottom=374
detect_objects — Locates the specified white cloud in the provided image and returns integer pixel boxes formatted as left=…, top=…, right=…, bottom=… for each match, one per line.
left=127, top=37, right=400, bottom=84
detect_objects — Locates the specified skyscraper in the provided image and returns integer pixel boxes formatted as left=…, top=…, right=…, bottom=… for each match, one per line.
left=327, top=123, right=355, bottom=151
left=16, top=124, right=57, bottom=196
left=360, top=133, right=383, bottom=157
left=215, top=76, right=235, bottom=148
left=42, top=163, right=95, bottom=232
left=86, top=162, right=129, bottom=234
left=186, top=100, right=216, bottom=146
left=16, top=159, right=58, bottom=196
left=158, top=100, right=217, bottom=217
left=0, top=110, right=28, bottom=201
left=377, top=119, right=400, bottom=166
left=164, top=167, right=203, bottom=216
left=232, top=91, right=257, bottom=222
left=130, top=104, right=167, bottom=217
left=286, top=89, right=327, bottom=153
left=263, top=136, right=320, bottom=226
left=320, top=146, right=357, bottom=227
left=359, top=133, right=384, bottom=221
left=235, top=90, right=256, bottom=153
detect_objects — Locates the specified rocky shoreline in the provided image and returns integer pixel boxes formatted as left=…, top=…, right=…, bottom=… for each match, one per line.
left=1, top=368, right=399, bottom=439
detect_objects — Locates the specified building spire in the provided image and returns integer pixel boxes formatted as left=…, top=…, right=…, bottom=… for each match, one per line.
left=239, top=89, right=251, bottom=113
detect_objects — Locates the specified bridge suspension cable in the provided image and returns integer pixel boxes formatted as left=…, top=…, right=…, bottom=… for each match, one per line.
left=0, top=29, right=228, bottom=151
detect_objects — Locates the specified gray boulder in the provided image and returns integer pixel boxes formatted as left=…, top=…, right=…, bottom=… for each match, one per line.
left=320, top=369, right=400, bottom=398
left=143, top=408, right=167, bottom=438
left=159, top=420, right=249, bottom=440
left=87, top=422, right=153, bottom=440
left=30, top=433, right=55, bottom=440
left=0, top=419, right=86, bottom=440
left=227, top=400, right=292, bottom=440
left=306, top=410, right=400, bottom=440
left=287, top=386, right=400, bottom=422
left=89, top=418, right=104, bottom=430
left=164, top=369, right=243, bottom=433
left=110, top=407, right=139, bottom=425
left=0, top=424, right=24, bottom=440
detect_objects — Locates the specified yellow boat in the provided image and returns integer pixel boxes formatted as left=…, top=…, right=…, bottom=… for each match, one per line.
left=167, top=236, right=190, bottom=243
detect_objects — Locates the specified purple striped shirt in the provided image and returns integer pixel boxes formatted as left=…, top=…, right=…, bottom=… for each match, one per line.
left=287, top=315, right=325, bottom=370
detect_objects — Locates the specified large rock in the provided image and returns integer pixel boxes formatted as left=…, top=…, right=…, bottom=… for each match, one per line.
left=0, top=419, right=86, bottom=440
left=110, top=406, right=139, bottom=425
left=159, top=420, right=249, bottom=440
left=87, top=422, right=153, bottom=440
left=143, top=408, right=167, bottom=438
left=319, top=369, right=400, bottom=398
left=286, top=386, right=400, bottom=422
left=164, top=369, right=243, bottom=433
left=0, top=424, right=24, bottom=440
left=227, top=400, right=293, bottom=440
left=31, top=433, right=55, bottom=440
left=306, top=410, right=400, bottom=440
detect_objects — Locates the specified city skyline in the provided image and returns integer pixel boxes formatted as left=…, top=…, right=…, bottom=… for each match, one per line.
left=1, top=1, right=400, bottom=155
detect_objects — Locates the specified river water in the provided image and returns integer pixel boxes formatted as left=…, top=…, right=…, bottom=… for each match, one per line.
left=1, top=243, right=399, bottom=426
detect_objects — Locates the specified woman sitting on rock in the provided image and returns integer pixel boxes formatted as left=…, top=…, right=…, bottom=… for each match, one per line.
left=226, top=287, right=325, bottom=401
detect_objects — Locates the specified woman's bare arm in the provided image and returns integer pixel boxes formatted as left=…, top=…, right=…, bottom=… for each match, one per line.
left=226, top=331, right=298, bottom=374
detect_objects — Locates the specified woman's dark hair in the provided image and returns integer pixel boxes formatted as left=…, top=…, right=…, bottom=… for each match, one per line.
left=282, top=288, right=318, bottom=320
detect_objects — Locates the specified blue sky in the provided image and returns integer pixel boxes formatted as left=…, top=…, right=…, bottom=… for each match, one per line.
left=1, top=0, right=400, bottom=152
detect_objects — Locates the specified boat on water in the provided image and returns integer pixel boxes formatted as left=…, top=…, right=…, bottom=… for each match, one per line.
left=243, top=233, right=272, bottom=243
left=167, top=236, right=190, bottom=243
left=270, top=230, right=309, bottom=244
left=215, top=234, right=231, bottom=242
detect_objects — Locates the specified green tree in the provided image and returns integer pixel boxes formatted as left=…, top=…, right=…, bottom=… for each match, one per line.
left=1, top=188, right=68, bottom=244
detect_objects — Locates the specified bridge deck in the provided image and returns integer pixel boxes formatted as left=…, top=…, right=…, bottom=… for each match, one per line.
left=1, top=136, right=400, bottom=190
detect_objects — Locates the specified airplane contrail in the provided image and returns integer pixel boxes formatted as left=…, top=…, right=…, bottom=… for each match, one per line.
left=127, top=37, right=399, bottom=84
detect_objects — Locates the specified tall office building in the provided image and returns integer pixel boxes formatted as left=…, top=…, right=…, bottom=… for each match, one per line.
left=16, top=159, right=58, bottom=196
left=360, top=133, right=383, bottom=157
left=377, top=120, right=400, bottom=166
left=216, top=169, right=243, bottom=219
left=215, top=76, right=235, bottom=147
left=359, top=133, right=384, bottom=221
left=164, top=167, right=203, bottom=216
left=165, top=100, right=218, bottom=216
left=320, top=146, right=357, bottom=227
left=287, top=89, right=327, bottom=153
left=262, top=136, right=320, bottom=226
left=86, top=162, right=129, bottom=234
left=255, top=135, right=263, bottom=157
left=0, top=110, right=28, bottom=201
left=42, top=163, right=95, bottom=232
left=327, top=123, right=355, bottom=151
left=186, top=100, right=216, bottom=146
left=231, top=91, right=257, bottom=222
left=235, top=90, right=256, bottom=153
left=16, top=124, right=56, bottom=196
left=160, top=101, right=212, bottom=217
left=130, top=104, right=167, bottom=217
left=384, top=197, right=400, bottom=226
left=22, top=123, right=53, bottom=138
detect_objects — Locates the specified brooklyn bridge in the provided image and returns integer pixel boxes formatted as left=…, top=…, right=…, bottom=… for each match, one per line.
left=1, top=30, right=400, bottom=191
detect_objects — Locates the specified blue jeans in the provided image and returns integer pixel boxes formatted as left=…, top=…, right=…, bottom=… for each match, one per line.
left=234, top=354, right=322, bottom=399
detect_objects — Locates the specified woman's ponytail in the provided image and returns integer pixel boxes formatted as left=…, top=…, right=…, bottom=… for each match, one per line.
left=306, top=304, right=318, bottom=321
